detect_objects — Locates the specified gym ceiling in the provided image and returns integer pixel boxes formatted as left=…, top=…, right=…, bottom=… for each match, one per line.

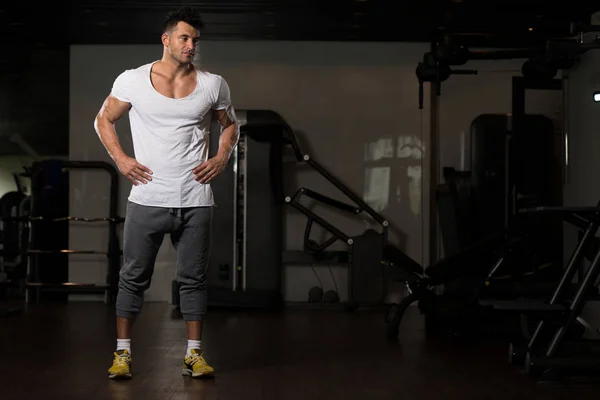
left=70, top=0, right=598, bottom=46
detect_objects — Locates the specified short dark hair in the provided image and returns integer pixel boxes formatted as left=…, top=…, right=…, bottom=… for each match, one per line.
left=163, top=7, right=204, bottom=33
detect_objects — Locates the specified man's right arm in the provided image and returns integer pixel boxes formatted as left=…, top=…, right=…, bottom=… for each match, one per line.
left=94, top=95, right=130, bottom=162
left=94, top=95, right=152, bottom=185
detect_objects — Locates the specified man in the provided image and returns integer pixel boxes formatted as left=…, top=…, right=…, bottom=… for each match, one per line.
left=93, top=7, right=239, bottom=380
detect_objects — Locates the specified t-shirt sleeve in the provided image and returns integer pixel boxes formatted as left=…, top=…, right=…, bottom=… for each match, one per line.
left=213, top=76, right=232, bottom=110
left=110, top=70, right=132, bottom=103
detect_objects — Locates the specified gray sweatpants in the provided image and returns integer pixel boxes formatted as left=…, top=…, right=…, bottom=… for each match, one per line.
left=116, top=201, right=212, bottom=322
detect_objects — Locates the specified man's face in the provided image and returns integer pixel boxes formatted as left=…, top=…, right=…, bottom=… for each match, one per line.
left=164, top=21, right=199, bottom=64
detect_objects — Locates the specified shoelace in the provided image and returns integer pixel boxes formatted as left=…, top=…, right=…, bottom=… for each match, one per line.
left=113, top=352, right=130, bottom=366
left=188, top=353, right=205, bottom=366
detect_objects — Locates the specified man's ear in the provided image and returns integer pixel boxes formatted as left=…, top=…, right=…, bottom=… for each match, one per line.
left=161, top=33, right=169, bottom=47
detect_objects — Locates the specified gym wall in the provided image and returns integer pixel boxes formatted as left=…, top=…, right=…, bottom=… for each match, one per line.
left=561, top=47, right=600, bottom=326
left=563, top=48, right=600, bottom=208
left=68, top=41, right=539, bottom=303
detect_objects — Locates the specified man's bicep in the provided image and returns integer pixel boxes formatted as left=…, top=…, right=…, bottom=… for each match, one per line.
left=212, top=76, right=238, bottom=128
left=212, top=107, right=236, bottom=128
left=98, top=95, right=131, bottom=123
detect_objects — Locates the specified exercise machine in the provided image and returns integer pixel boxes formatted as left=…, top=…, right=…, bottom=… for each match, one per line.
left=383, top=224, right=560, bottom=341
left=196, top=110, right=389, bottom=309
left=198, top=110, right=285, bottom=309
left=415, top=24, right=600, bottom=109
left=1, top=160, right=125, bottom=304
left=213, top=110, right=559, bottom=315
left=382, top=116, right=564, bottom=341
left=483, top=205, right=600, bottom=380
left=280, top=118, right=389, bottom=309
left=267, top=109, right=389, bottom=309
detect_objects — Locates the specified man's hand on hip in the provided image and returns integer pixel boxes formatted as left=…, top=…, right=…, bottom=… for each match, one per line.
left=193, top=156, right=227, bottom=184
left=116, top=156, right=153, bottom=186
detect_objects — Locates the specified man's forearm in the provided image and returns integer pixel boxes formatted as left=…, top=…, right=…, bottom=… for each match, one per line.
left=94, top=117, right=128, bottom=162
left=216, top=123, right=239, bottom=162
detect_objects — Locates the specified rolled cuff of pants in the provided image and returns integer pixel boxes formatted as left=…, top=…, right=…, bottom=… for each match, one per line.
left=182, top=313, right=205, bottom=322
left=116, top=308, right=136, bottom=319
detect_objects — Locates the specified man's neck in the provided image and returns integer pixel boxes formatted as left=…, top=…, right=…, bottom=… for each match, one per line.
left=157, top=57, right=194, bottom=79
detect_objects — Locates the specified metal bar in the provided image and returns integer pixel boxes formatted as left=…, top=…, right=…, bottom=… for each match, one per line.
left=563, top=214, right=591, bottom=231
left=27, top=250, right=115, bottom=255
left=60, top=160, right=121, bottom=303
left=242, top=135, right=248, bottom=291
left=232, top=144, right=239, bottom=291
left=510, top=77, right=524, bottom=225
left=303, top=217, right=338, bottom=252
left=563, top=77, right=570, bottom=186
left=546, top=240, right=600, bottom=357
left=287, top=131, right=304, bottom=161
left=506, top=133, right=512, bottom=227
left=24, top=282, right=108, bottom=294
left=429, top=80, right=439, bottom=265
left=527, top=220, right=599, bottom=351
left=2, top=216, right=125, bottom=223
left=25, top=282, right=108, bottom=287
left=485, top=256, right=505, bottom=281
left=572, top=212, right=600, bottom=226
left=288, top=199, right=350, bottom=243
left=301, top=188, right=361, bottom=214
left=291, top=188, right=304, bottom=203
left=305, top=158, right=385, bottom=225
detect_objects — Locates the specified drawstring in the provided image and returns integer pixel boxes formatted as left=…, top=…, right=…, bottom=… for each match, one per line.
left=170, top=208, right=182, bottom=217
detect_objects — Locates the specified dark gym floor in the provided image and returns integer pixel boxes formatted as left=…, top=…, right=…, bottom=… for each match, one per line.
left=1, top=301, right=599, bottom=400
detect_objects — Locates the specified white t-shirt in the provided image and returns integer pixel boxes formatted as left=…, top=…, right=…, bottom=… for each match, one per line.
left=110, top=61, right=232, bottom=208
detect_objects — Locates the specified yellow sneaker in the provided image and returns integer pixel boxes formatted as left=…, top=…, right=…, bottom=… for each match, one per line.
left=182, top=349, right=214, bottom=378
left=108, top=349, right=132, bottom=379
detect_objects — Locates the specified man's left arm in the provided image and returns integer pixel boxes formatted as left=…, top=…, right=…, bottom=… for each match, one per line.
left=192, top=104, right=239, bottom=184
left=214, top=107, right=239, bottom=164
